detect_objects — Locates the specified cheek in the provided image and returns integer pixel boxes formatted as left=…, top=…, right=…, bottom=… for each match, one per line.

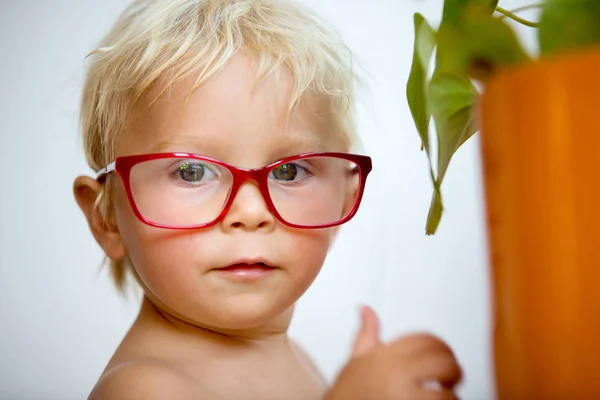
left=112, top=186, right=206, bottom=298
left=284, top=228, right=333, bottom=289
left=112, top=177, right=334, bottom=327
left=309, top=179, right=359, bottom=222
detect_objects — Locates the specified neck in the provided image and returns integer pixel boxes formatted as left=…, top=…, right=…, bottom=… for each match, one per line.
left=137, top=295, right=294, bottom=349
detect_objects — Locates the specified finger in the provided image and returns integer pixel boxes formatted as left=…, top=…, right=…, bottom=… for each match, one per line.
left=350, top=305, right=381, bottom=358
left=390, top=333, right=454, bottom=359
left=416, top=387, right=459, bottom=400
left=412, top=350, right=463, bottom=390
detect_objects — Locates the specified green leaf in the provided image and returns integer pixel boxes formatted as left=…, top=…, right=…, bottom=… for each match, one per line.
left=539, top=0, right=600, bottom=56
left=407, top=13, right=436, bottom=155
left=437, top=5, right=529, bottom=79
left=428, top=73, right=479, bottom=183
left=460, top=10, right=530, bottom=73
left=422, top=9, right=528, bottom=234
left=442, top=0, right=499, bottom=24
left=424, top=72, right=478, bottom=235
left=432, top=11, right=527, bottom=184
left=407, top=13, right=443, bottom=227
left=425, top=188, right=444, bottom=235
left=414, top=0, right=518, bottom=235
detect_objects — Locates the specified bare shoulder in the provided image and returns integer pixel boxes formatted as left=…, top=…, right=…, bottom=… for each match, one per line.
left=289, top=339, right=327, bottom=385
left=88, top=361, right=219, bottom=400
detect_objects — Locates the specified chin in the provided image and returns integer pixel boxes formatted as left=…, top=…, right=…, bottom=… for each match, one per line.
left=204, top=293, right=294, bottom=330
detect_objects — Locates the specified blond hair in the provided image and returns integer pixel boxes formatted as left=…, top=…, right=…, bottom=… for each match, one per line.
left=81, top=0, right=362, bottom=293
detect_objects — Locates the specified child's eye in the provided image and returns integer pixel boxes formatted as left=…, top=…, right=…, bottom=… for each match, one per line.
left=171, top=161, right=218, bottom=185
left=269, top=162, right=310, bottom=182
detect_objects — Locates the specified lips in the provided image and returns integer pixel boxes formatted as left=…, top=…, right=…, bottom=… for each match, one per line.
left=219, top=262, right=274, bottom=271
left=212, top=259, right=278, bottom=281
left=215, top=258, right=277, bottom=270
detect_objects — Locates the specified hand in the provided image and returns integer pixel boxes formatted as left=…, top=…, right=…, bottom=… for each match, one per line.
left=324, top=306, right=462, bottom=400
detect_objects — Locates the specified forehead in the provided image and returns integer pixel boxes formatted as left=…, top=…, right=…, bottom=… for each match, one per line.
left=117, top=50, right=345, bottom=166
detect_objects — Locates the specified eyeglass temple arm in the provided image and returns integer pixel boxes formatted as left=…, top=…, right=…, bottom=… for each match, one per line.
left=96, top=161, right=116, bottom=181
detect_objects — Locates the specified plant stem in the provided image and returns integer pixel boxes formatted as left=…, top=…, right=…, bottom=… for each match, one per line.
left=495, top=6, right=540, bottom=28
left=505, top=3, right=543, bottom=15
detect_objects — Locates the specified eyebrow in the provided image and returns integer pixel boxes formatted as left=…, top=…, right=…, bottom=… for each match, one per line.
left=149, top=133, right=328, bottom=158
left=149, top=136, right=212, bottom=154
left=270, top=135, right=328, bottom=156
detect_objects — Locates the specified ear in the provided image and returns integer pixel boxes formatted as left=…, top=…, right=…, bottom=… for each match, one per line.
left=73, top=176, right=127, bottom=261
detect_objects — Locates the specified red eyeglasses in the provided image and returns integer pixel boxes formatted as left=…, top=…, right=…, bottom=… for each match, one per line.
left=97, top=152, right=372, bottom=230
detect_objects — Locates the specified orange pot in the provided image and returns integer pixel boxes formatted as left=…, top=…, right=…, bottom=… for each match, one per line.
left=480, top=48, right=600, bottom=399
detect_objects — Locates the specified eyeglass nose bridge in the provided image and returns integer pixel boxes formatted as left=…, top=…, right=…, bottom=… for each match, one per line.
left=230, top=165, right=271, bottom=187
left=213, top=164, right=283, bottom=227
left=224, top=165, right=274, bottom=210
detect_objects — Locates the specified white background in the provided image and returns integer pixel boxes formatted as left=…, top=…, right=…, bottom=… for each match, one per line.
left=0, top=1, right=538, bottom=399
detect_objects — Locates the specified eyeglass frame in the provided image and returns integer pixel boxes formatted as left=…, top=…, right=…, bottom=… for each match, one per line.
left=96, top=151, right=373, bottom=230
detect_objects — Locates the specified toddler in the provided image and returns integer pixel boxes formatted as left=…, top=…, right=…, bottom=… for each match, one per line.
left=74, top=0, right=462, bottom=398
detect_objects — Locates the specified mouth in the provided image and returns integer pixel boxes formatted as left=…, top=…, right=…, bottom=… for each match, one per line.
left=212, top=260, right=278, bottom=280
left=219, top=262, right=274, bottom=271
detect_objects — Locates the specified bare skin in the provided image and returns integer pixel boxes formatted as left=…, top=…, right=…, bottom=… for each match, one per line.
left=76, top=50, right=462, bottom=400
left=78, top=50, right=344, bottom=400
left=89, top=297, right=327, bottom=400
left=88, top=301, right=462, bottom=400
left=326, top=307, right=462, bottom=400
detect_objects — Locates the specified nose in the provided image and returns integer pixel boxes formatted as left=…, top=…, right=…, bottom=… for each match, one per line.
left=221, top=181, right=276, bottom=231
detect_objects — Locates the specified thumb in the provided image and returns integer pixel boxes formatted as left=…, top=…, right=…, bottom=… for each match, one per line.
left=351, top=305, right=381, bottom=359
